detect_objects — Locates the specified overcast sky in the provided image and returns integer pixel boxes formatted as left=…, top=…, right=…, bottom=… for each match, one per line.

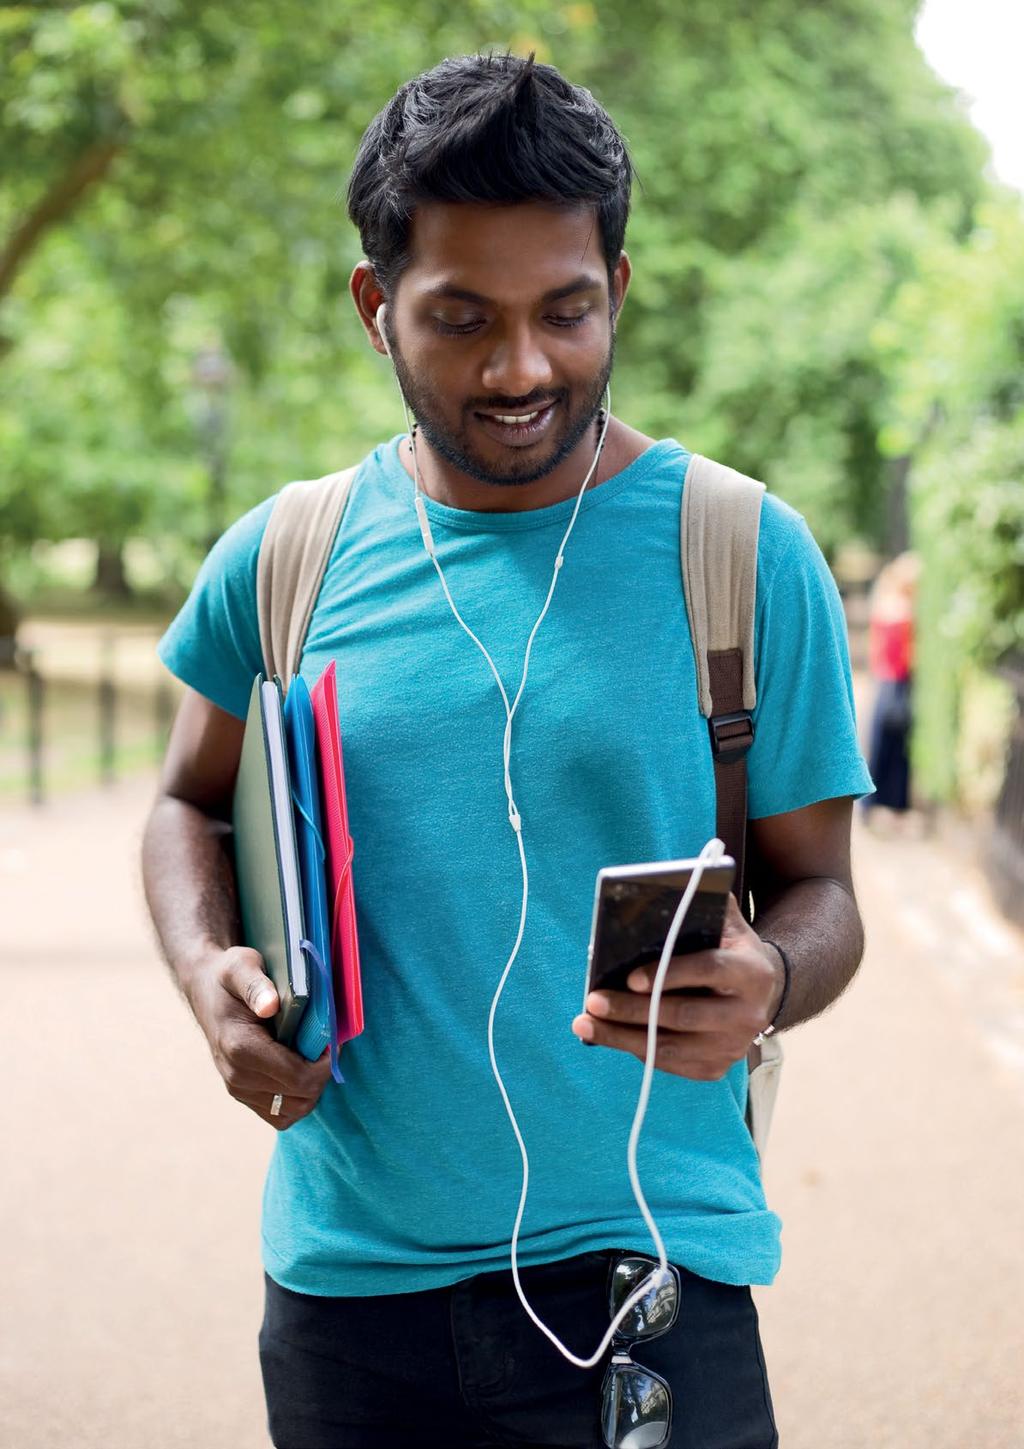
left=915, top=0, right=1024, bottom=194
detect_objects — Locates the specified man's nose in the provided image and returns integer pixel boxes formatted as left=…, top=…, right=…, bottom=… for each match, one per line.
left=480, top=322, right=556, bottom=402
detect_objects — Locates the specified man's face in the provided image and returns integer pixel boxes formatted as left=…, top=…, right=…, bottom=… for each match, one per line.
left=378, top=202, right=625, bottom=487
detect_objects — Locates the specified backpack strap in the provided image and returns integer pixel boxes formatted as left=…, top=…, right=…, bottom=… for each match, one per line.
left=679, top=453, right=765, bottom=923
left=256, top=466, right=360, bottom=684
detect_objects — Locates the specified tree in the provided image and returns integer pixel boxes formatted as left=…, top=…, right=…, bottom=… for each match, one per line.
left=0, top=0, right=996, bottom=633
left=877, top=193, right=1024, bottom=803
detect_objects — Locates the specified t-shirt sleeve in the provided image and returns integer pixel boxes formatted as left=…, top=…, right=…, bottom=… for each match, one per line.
left=746, top=499, right=875, bottom=818
left=157, top=496, right=276, bottom=720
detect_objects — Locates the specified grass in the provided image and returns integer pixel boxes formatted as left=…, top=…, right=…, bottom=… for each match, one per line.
left=16, top=586, right=182, bottom=627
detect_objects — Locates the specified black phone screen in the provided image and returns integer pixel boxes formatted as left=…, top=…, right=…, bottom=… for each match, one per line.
left=585, top=858, right=736, bottom=997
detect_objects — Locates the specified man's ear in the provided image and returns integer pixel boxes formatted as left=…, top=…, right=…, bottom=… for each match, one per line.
left=350, top=261, right=388, bottom=352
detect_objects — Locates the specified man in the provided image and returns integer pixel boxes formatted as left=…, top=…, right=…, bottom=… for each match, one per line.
left=143, top=52, right=873, bottom=1449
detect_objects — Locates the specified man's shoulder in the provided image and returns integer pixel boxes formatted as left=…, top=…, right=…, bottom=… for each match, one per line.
left=756, top=486, right=809, bottom=543
left=753, top=489, right=818, bottom=591
left=209, top=493, right=280, bottom=568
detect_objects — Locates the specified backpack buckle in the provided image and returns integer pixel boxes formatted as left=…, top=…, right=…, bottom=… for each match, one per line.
left=708, top=710, right=754, bottom=765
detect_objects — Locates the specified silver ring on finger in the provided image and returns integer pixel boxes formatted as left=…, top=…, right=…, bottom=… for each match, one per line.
left=270, top=1093, right=284, bottom=1117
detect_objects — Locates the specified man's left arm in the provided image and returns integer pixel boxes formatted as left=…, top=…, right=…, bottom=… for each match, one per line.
left=744, top=794, right=864, bottom=1032
left=571, top=795, right=864, bottom=1078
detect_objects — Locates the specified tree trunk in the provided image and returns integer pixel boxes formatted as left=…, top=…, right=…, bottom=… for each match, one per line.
left=0, top=579, right=20, bottom=668
left=93, top=541, right=133, bottom=598
left=885, top=454, right=912, bottom=557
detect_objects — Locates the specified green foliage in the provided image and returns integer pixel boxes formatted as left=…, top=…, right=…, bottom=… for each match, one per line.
left=591, top=0, right=986, bottom=544
left=0, top=231, right=200, bottom=560
left=0, top=0, right=1001, bottom=622
left=880, top=196, right=1024, bottom=801
left=916, top=421, right=1024, bottom=667
left=670, top=195, right=955, bottom=555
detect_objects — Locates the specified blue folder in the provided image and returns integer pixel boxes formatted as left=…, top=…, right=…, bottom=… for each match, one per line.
left=283, top=675, right=344, bottom=1085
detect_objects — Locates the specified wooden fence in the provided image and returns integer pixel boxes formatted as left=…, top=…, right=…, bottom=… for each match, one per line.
left=0, top=628, right=176, bottom=805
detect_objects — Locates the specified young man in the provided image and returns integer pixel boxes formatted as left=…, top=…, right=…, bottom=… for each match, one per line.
left=143, top=53, right=873, bottom=1449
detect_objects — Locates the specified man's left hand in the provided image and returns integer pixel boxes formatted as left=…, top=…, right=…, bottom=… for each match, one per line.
left=571, top=894, right=785, bottom=1081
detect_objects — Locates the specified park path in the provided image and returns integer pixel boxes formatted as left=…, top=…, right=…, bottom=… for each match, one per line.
left=2, top=770, right=1023, bottom=1448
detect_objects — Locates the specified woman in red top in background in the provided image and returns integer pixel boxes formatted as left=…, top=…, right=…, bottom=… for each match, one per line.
left=862, top=551, right=921, bottom=828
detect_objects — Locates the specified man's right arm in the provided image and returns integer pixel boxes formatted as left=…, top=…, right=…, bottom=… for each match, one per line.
left=142, top=685, right=332, bottom=1128
left=142, top=687, right=247, bottom=998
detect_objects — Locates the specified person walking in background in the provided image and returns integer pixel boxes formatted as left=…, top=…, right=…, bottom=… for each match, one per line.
left=861, top=551, right=920, bottom=834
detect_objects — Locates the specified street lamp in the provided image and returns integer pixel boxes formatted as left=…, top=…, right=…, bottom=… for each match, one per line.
left=191, top=342, right=234, bottom=552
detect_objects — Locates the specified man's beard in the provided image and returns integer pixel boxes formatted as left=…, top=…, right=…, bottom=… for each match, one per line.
left=389, top=331, right=615, bottom=488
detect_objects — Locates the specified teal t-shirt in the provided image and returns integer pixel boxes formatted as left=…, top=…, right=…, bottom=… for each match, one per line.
left=158, top=434, right=873, bottom=1297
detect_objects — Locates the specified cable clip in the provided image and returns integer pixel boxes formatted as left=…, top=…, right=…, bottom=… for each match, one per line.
left=414, top=491, right=436, bottom=558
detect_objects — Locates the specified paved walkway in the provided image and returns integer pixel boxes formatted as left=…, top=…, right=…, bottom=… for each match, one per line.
left=2, top=774, right=1022, bottom=1447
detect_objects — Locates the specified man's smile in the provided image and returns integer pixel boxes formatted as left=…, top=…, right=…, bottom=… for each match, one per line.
left=473, top=400, right=559, bottom=446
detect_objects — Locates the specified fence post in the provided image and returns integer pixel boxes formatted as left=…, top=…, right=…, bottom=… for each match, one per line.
left=25, top=647, right=45, bottom=806
left=154, top=673, right=174, bottom=758
left=99, top=632, right=116, bottom=786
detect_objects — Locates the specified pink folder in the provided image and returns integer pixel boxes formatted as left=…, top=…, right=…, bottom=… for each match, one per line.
left=310, top=661, right=364, bottom=1043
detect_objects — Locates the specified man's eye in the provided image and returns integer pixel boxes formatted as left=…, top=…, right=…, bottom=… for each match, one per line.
left=432, top=312, right=591, bottom=337
left=433, top=318, right=484, bottom=336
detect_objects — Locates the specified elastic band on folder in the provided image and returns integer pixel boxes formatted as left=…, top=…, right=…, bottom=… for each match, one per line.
left=299, top=937, right=344, bottom=1085
left=332, top=834, right=355, bottom=924
left=291, top=792, right=326, bottom=863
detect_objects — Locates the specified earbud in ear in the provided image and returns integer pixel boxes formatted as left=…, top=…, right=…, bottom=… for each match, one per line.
left=376, top=304, right=392, bottom=359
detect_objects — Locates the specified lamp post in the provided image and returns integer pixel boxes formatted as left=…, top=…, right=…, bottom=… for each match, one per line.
left=191, top=343, right=234, bottom=552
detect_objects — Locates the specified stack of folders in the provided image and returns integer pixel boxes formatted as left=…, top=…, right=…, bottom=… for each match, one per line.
left=232, top=661, right=364, bottom=1085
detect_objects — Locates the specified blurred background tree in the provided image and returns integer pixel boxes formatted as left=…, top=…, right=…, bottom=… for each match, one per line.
left=876, top=196, right=1024, bottom=804
left=2, top=0, right=1022, bottom=812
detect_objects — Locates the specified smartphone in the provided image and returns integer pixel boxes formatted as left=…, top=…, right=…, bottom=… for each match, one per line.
left=583, top=855, right=736, bottom=1002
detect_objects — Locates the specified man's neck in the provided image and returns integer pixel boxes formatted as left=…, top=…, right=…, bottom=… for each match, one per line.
left=395, top=414, right=657, bottom=512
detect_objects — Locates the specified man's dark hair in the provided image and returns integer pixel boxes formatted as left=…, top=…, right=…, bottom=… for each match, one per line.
left=346, top=52, right=634, bottom=300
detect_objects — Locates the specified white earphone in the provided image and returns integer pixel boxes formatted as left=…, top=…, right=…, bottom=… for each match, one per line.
left=373, top=299, right=723, bottom=1366
left=376, top=304, right=393, bottom=358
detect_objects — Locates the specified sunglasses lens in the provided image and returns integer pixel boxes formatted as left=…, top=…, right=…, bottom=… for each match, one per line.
left=609, top=1257, right=679, bottom=1340
left=600, top=1362, right=672, bottom=1449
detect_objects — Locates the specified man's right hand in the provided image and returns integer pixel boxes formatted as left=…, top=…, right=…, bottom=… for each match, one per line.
left=186, top=945, right=334, bottom=1130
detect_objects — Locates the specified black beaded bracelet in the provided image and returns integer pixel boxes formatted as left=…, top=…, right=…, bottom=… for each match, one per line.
left=759, top=938, right=792, bottom=1032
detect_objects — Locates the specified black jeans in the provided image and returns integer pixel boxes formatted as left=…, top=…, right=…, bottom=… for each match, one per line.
left=258, top=1250, right=778, bottom=1449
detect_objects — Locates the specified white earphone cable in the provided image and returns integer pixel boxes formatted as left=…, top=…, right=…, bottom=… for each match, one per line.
left=378, top=308, right=722, bottom=1365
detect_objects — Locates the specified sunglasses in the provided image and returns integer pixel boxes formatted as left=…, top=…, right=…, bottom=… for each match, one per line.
left=600, top=1253, right=681, bottom=1449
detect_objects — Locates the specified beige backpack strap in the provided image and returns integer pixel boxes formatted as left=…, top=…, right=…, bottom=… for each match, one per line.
left=680, top=453, right=765, bottom=922
left=746, top=1032, right=784, bottom=1161
left=680, top=453, right=781, bottom=1161
left=256, top=465, right=359, bottom=685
